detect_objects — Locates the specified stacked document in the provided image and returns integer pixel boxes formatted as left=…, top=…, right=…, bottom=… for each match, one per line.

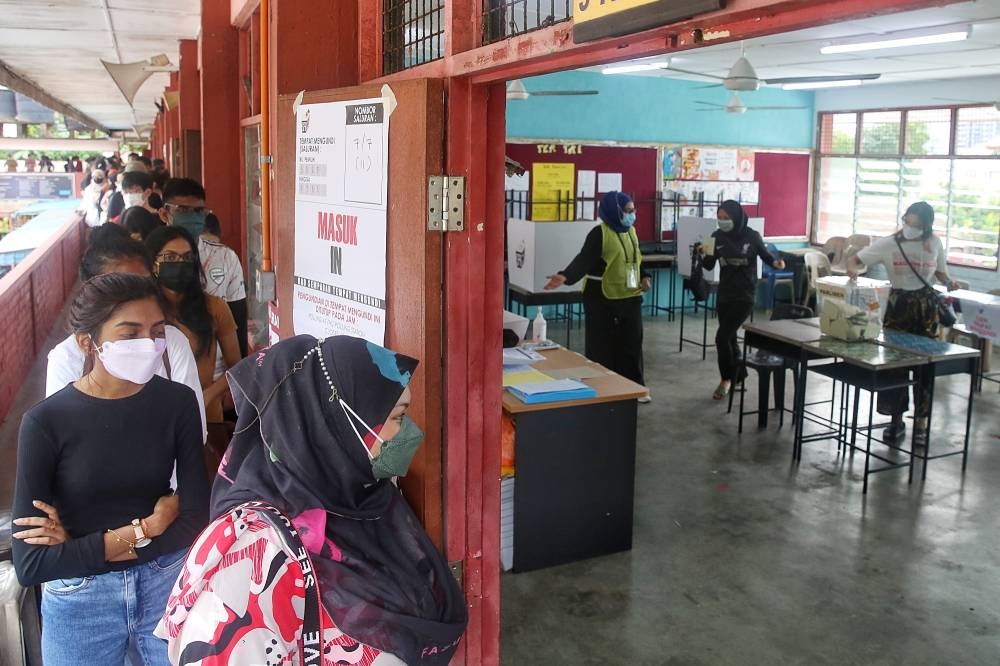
left=500, top=477, right=515, bottom=572
left=506, top=378, right=597, bottom=405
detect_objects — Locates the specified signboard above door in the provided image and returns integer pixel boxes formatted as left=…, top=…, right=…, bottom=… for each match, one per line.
left=573, top=0, right=725, bottom=43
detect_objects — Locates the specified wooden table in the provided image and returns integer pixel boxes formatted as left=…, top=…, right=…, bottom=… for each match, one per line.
left=503, top=347, right=647, bottom=571
left=506, top=285, right=584, bottom=347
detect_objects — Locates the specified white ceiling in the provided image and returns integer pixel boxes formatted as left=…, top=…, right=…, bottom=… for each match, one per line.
left=591, top=1, right=1000, bottom=89
left=0, top=0, right=201, bottom=131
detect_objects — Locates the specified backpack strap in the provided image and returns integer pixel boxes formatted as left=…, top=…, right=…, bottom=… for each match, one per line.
left=161, top=349, right=172, bottom=380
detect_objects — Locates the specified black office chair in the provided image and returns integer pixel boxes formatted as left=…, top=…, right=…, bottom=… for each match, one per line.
left=729, top=303, right=814, bottom=429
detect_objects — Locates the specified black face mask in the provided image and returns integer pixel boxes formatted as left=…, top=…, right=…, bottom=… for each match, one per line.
left=157, top=261, right=198, bottom=291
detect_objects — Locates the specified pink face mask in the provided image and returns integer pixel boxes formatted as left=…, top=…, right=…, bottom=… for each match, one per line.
left=94, top=337, right=167, bottom=384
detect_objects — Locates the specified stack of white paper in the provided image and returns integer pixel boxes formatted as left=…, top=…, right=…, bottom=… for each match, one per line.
left=500, top=477, right=515, bottom=571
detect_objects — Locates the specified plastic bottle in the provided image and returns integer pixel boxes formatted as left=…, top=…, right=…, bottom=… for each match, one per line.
left=533, top=309, right=547, bottom=343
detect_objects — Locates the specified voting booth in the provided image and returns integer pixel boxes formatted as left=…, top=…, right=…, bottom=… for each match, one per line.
left=506, top=218, right=596, bottom=293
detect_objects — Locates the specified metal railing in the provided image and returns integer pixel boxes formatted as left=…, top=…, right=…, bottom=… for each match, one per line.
left=382, top=0, right=445, bottom=75
left=482, top=0, right=572, bottom=45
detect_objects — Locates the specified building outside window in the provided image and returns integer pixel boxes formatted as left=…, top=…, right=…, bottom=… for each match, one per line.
left=815, top=105, right=1000, bottom=270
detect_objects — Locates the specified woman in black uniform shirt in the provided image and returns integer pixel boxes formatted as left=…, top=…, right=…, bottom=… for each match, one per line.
left=544, top=191, right=651, bottom=396
left=702, top=200, right=785, bottom=400
left=12, top=273, right=209, bottom=666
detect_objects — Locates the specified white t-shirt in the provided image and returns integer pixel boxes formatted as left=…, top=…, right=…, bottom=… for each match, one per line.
left=46, top=325, right=208, bottom=443
left=856, top=233, right=946, bottom=291
left=199, top=237, right=246, bottom=302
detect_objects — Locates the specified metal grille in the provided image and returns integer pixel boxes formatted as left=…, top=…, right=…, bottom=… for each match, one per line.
left=483, top=0, right=572, bottom=45
left=382, top=0, right=445, bottom=75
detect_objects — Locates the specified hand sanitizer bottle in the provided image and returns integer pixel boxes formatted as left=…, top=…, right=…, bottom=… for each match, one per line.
left=533, top=309, right=547, bottom=343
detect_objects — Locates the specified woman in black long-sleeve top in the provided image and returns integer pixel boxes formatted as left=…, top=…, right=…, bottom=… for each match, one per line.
left=544, top=191, right=651, bottom=396
left=702, top=200, right=785, bottom=400
left=12, top=273, right=209, bottom=666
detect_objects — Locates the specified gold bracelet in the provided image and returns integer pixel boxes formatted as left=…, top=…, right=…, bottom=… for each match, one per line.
left=107, top=528, right=136, bottom=555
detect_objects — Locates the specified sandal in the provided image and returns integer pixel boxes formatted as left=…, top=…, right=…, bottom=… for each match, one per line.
left=712, top=382, right=731, bottom=401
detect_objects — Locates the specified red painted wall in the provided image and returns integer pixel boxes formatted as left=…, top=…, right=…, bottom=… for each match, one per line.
left=745, top=152, right=811, bottom=238
left=504, top=143, right=659, bottom=241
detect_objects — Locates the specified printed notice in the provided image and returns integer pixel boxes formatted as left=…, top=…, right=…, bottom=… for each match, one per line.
left=293, top=98, right=390, bottom=344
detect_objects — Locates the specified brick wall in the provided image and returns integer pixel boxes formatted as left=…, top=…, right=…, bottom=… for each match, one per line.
left=0, top=215, right=86, bottom=422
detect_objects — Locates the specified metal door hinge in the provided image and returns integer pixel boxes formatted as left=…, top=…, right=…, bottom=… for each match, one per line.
left=449, top=560, right=463, bottom=587
left=428, top=176, right=465, bottom=232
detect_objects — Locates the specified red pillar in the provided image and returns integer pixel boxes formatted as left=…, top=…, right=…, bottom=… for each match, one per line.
left=199, top=0, right=242, bottom=255
left=178, top=39, right=202, bottom=181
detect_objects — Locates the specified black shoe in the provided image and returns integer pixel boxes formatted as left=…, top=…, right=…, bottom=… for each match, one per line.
left=883, top=423, right=906, bottom=443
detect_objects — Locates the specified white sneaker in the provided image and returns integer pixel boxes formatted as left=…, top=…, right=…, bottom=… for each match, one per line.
left=638, top=395, right=652, bottom=404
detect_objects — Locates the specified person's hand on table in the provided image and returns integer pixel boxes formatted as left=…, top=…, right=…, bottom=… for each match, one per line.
left=543, top=274, right=566, bottom=291
left=947, top=279, right=961, bottom=291
left=640, top=277, right=652, bottom=292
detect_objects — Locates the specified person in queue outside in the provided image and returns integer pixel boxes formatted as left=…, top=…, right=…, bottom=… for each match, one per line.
left=544, top=191, right=652, bottom=401
left=847, top=201, right=960, bottom=444
left=156, top=335, right=467, bottom=665
left=12, top=273, right=210, bottom=666
left=145, top=226, right=242, bottom=432
left=161, top=178, right=248, bottom=357
left=81, top=168, right=109, bottom=227
left=701, top=200, right=786, bottom=400
left=45, top=223, right=207, bottom=441
left=149, top=168, right=168, bottom=211
left=121, top=206, right=163, bottom=242
left=106, top=162, right=153, bottom=223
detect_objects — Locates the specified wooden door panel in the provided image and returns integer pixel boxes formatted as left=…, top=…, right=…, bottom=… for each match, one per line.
left=275, top=79, right=445, bottom=547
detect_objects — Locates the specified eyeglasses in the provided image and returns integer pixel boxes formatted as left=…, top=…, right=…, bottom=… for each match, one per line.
left=156, top=251, right=196, bottom=263
left=164, top=203, right=208, bottom=215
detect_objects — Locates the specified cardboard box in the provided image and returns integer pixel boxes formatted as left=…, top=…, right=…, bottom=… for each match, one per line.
left=503, top=310, right=529, bottom=343
left=507, top=218, right=596, bottom=293
left=816, top=276, right=891, bottom=321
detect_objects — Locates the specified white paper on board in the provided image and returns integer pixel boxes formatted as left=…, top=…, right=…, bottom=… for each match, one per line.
left=576, top=170, right=596, bottom=219
left=597, top=172, right=622, bottom=194
left=505, top=170, right=529, bottom=219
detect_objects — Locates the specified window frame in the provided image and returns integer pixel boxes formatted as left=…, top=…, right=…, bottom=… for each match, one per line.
left=814, top=103, right=1000, bottom=271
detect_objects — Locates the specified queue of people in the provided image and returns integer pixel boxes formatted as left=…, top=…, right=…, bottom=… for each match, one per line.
left=12, top=168, right=465, bottom=663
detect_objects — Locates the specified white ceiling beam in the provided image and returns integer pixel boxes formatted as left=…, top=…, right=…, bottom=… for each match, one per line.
left=0, top=59, right=110, bottom=133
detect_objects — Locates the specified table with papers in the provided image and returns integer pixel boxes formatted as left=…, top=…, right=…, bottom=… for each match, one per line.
left=501, top=347, right=647, bottom=571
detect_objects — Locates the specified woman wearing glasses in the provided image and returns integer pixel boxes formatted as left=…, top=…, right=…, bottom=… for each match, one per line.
left=145, top=226, right=241, bottom=429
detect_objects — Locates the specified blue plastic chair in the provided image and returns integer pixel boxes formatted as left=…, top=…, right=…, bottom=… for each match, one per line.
left=761, top=243, right=796, bottom=309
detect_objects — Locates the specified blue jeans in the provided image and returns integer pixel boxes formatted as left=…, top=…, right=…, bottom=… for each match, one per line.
left=40, top=549, right=187, bottom=666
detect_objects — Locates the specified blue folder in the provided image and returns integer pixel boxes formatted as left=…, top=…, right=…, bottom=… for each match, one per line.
left=506, top=379, right=598, bottom=405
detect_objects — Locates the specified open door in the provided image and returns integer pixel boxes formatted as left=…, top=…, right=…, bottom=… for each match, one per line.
left=273, top=79, right=446, bottom=547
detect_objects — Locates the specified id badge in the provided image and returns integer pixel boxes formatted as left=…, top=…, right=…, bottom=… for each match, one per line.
left=626, top=263, right=639, bottom=290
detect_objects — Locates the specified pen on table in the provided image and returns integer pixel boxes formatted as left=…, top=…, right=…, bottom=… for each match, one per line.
left=518, top=348, right=533, bottom=359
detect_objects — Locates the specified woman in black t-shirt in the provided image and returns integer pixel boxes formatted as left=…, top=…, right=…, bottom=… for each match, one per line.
left=12, top=273, right=209, bottom=666
left=702, top=200, right=785, bottom=400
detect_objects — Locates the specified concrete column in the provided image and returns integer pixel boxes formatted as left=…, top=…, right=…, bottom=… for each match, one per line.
left=199, top=0, right=241, bottom=255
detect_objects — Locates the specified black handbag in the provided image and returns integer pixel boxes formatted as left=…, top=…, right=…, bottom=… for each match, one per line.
left=685, top=242, right=709, bottom=301
left=894, top=235, right=956, bottom=327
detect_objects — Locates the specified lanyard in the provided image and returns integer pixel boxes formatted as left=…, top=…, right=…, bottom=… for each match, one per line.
left=615, top=229, right=637, bottom=264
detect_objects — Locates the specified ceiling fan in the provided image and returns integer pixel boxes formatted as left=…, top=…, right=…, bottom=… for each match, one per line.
left=933, top=97, right=1000, bottom=111
left=506, top=79, right=598, bottom=101
left=667, top=49, right=881, bottom=91
left=695, top=92, right=808, bottom=114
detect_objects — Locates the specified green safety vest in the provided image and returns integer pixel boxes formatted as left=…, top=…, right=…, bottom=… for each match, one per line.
left=590, top=224, right=643, bottom=300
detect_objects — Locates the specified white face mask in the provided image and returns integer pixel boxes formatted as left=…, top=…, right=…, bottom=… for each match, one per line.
left=718, top=219, right=735, bottom=233
left=124, top=192, right=145, bottom=209
left=94, top=337, right=167, bottom=384
left=902, top=225, right=923, bottom=241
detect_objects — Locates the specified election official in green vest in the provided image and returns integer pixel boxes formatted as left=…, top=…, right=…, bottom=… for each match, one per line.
left=545, top=191, right=651, bottom=402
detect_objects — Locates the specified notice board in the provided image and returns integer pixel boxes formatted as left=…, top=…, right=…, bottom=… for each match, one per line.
left=0, top=173, right=79, bottom=200
left=505, top=142, right=658, bottom=241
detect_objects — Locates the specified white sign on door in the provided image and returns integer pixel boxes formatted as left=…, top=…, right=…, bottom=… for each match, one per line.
left=293, top=99, right=390, bottom=344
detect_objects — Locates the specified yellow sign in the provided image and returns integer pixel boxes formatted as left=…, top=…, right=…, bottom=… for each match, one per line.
left=531, top=163, right=575, bottom=221
left=574, top=0, right=659, bottom=24
left=572, top=0, right=723, bottom=43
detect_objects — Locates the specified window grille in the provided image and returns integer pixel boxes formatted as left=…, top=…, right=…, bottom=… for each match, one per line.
left=382, top=0, right=445, bottom=75
left=483, top=0, right=572, bottom=45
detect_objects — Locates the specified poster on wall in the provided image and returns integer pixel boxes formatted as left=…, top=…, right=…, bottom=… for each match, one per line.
left=531, top=162, right=575, bottom=221
left=679, top=146, right=756, bottom=182
left=293, top=98, right=390, bottom=344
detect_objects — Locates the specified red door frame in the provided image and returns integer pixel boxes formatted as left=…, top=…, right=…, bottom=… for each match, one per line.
left=359, top=2, right=958, bottom=663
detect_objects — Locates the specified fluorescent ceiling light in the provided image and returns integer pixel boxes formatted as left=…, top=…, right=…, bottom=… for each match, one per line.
left=782, top=79, right=865, bottom=90
left=820, top=28, right=969, bottom=55
left=602, top=62, right=669, bottom=75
